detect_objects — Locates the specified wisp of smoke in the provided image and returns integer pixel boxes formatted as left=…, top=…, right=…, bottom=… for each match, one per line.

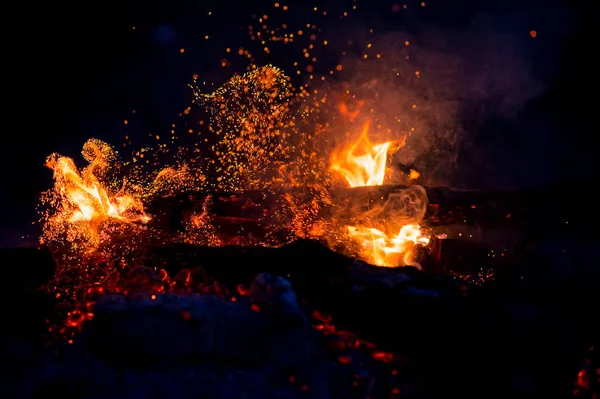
left=315, top=22, right=551, bottom=188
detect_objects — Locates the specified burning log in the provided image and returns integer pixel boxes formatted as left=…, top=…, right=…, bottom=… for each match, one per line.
left=147, top=179, right=585, bottom=256
left=331, top=182, right=571, bottom=228
left=147, top=182, right=567, bottom=231
left=147, top=190, right=283, bottom=240
left=143, top=183, right=519, bottom=257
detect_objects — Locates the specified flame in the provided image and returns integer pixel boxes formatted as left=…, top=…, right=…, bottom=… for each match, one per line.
left=330, top=122, right=429, bottom=268
left=41, top=139, right=150, bottom=250
left=47, top=156, right=147, bottom=223
left=330, top=122, right=392, bottom=187
left=347, top=224, right=429, bottom=267
left=38, top=68, right=428, bottom=270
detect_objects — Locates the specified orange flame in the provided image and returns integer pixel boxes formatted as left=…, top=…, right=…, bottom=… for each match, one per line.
left=47, top=156, right=148, bottom=223
left=42, top=139, right=150, bottom=250
left=330, top=122, right=392, bottom=187
left=347, top=224, right=429, bottom=267
left=330, top=122, right=429, bottom=268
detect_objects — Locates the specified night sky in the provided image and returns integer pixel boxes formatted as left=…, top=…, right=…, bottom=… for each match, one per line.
left=3, top=0, right=593, bottom=247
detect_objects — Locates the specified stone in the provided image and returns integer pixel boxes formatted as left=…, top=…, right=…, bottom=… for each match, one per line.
left=83, top=292, right=314, bottom=368
left=250, top=273, right=307, bottom=328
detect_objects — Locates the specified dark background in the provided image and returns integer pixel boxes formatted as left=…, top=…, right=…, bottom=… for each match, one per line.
left=3, top=0, right=593, bottom=247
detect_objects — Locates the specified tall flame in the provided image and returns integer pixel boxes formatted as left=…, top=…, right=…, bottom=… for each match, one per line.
left=330, top=122, right=429, bottom=268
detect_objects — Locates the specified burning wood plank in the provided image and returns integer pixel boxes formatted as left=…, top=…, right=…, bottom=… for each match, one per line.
left=145, top=182, right=557, bottom=243
left=143, top=179, right=584, bottom=271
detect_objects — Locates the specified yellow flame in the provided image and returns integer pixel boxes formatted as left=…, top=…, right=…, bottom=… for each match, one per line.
left=348, top=224, right=429, bottom=267
left=330, top=122, right=392, bottom=187
left=42, top=139, right=150, bottom=250
left=49, top=156, right=147, bottom=223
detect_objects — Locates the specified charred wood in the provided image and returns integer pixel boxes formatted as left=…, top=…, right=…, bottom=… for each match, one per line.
left=146, top=181, right=586, bottom=257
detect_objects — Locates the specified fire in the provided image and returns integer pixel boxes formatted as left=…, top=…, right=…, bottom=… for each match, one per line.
left=330, top=122, right=430, bottom=268
left=47, top=155, right=146, bottom=224
left=38, top=69, right=428, bottom=270
left=330, top=122, right=392, bottom=187
left=347, top=224, right=429, bottom=267
left=41, top=139, right=150, bottom=250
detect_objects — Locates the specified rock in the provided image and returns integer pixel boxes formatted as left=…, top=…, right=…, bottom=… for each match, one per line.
left=83, top=293, right=314, bottom=368
left=250, top=273, right=307, bottom=328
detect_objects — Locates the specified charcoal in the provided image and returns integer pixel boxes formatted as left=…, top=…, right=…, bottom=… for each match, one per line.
left=147, top=180, right=599, bottom=258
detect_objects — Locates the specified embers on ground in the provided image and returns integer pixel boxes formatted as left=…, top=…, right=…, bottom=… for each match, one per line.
left=1, top=240, right=598, bottom=398
left=3, top=250, right=418, bottom=398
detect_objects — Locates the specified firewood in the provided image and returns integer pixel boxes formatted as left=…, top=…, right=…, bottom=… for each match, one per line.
left=146, top=184, right=515, bottom=237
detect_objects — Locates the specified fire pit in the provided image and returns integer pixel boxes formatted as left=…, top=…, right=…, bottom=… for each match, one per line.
left=6, top=5, right=597, bottom=398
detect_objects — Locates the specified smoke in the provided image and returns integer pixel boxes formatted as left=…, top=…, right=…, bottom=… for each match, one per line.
left=347, top=185, right=429, bottom=232
left=324, top=25, right=543, bottom=187
left=300, top=0, right=579, bottom=190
